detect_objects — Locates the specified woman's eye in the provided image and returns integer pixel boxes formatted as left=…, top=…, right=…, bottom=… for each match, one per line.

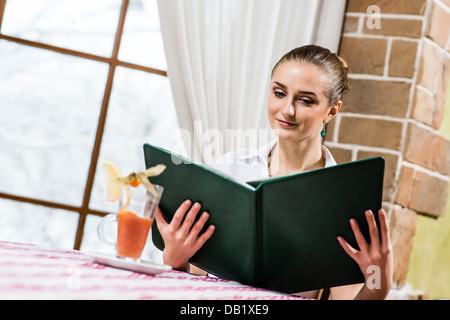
left=299, top=98, right=314, bottom=106
left=274, top=91, right=286, bottom=98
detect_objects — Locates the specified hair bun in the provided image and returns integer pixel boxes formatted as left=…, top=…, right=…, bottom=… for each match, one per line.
left=337, top=55, right=349, bottom=72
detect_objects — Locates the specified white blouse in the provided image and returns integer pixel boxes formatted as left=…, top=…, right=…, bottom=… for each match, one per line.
left=210, top=140, right=337, bottom=183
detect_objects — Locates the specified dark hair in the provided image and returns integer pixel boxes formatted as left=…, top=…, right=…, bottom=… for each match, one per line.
left=272, top=45, right=350, bottom=106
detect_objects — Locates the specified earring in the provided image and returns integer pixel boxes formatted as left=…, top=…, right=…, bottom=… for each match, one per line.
left=321, top=124, right=326, bottom=138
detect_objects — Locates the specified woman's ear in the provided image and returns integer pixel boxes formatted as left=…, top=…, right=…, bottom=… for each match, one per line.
left=325, top=100, right=342, bottom=123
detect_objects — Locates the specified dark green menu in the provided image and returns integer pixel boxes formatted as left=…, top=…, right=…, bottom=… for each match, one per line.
left=144, top=143, right=384, bottom=293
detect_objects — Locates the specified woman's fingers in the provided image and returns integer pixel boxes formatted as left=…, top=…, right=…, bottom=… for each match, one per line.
left=169, top=199, right=192, bottom=232
left=350, top=218, right=368, bottom=252
left=186, top=211, right=215, bottom=249
left=186, top=211, right=210, bottom=241
left=158, top=200, right=215, bottom=270
left=179, top=202, right=202, bottom=236
left=338, top=208, right=394, bottom=298
left=154, top=206, right=168, bottom=229
left=164, top=200, right=212, bottom=240
left=164, top=200, right=214, bottom=245
left=196, top=224, right=215, bottom=250
left=337, top=236, right=358, bottom=260
left=339, top=209, right=393, bottom=268
left=378, top=209, right=392, bottom=253
left=365, top=210, right=381, bottom=250
left=342, top=210, right=381, bottom=257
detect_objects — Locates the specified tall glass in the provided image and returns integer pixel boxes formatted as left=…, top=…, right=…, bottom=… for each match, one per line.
left=97, top=184, right=163, bottom=261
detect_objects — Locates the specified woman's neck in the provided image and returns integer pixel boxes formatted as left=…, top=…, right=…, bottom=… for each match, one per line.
left=269, top=137, right=325, bottom=177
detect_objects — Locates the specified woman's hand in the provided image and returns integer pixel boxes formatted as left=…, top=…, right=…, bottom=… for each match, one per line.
left=154, top=199, right=215, bottom=271
left=337, top=209, right=393, bottom=300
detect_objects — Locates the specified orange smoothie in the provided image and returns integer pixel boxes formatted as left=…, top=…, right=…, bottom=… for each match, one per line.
left=117, top=209, right=153, bottom=259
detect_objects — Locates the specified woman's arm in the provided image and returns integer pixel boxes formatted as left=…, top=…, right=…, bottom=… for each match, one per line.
left=336, top=209, right=393, bottom=300
left=154, top=200, right=215, bottom=271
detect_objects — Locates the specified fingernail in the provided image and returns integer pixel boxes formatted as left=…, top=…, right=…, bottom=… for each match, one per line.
left=194, top=202, right=200, bottom=209
left=202, top=212, right=209, bottom=218
left=185, top=199, right=191, bottom=205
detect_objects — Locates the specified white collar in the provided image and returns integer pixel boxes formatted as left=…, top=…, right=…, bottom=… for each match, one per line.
left=234, top=139, right=277, bottom=164
left=235, top=139, right=336, bottom=168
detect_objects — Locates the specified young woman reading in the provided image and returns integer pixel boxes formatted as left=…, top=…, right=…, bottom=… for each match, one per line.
left=154, top=45, right=393, bottom=300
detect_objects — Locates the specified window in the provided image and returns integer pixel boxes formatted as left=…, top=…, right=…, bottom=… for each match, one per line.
left=0, top=0, right=183, bottom=254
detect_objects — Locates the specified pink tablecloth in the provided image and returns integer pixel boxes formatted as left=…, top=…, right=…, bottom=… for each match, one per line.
left=0, top=241, right=307, bottom=300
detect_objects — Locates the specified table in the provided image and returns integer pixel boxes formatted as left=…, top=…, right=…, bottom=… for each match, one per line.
left=0, top=241, right=308, bottom=300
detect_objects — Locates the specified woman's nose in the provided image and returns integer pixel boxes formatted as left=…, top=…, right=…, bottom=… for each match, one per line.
left=282, top=101, right=295, bottom=117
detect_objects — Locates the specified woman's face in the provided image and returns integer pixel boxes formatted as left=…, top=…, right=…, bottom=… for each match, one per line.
left=268, top=60, right=340, bottom=143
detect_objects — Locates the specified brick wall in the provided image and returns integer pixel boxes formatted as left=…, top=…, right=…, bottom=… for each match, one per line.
left=325, top=0, right=450, bottom=287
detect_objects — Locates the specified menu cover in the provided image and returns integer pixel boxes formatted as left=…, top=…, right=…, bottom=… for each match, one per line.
left=144, top=143, right=384, bottom=293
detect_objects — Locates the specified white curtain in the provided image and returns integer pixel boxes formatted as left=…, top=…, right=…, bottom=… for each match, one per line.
left=157, top=0, right=347, bottom=163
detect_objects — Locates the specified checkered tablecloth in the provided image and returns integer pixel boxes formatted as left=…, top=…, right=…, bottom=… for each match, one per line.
left=0, top=241, right=308, bottom=300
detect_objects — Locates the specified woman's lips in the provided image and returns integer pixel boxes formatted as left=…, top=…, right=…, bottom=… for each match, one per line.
left=277, top=119, right=297, bottom=128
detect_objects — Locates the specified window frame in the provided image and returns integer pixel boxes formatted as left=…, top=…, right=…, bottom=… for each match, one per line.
left=0, top=0, right=168, bottom=250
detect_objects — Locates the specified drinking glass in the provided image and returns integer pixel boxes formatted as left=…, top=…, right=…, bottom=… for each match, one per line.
left=97, top=184, right=163, bottom=261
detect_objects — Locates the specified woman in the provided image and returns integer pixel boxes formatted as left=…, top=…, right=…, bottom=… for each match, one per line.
left=154, top=45, right=393, bottom=300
